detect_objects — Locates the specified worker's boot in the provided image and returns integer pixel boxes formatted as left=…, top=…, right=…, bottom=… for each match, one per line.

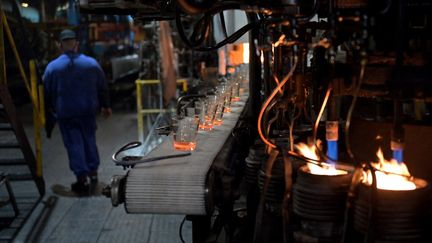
left=89, top=171, right=98, bottom=184
left=89, top=171, right=98, bottom=195
left=71, top=176, right=90, bottom=195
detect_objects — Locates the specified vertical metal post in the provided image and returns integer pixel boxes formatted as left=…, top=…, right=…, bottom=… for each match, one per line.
left=38, top=85, right=46, bottom=125
left=155, top=22, right=163, bottom=110
left=247, top=13, right=262, bottom=138
left=30, top=60, right=43, bottom=177
left=182, top=80, right=188, bottom=92
left=136, top=80, right=144, bottom=142
left=3, top=177, right=19, bottom=216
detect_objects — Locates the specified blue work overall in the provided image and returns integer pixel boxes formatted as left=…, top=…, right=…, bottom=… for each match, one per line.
left=43, top=51, right=110, bottom=179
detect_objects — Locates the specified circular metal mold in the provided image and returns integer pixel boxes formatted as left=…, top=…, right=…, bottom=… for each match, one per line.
left=245, top=144, right=267, bottom=186
left=258, top=157, right=285, bottom=203
left=353, top=179, right=430, bottom=242
left=293, top=165, right=353, bottom=221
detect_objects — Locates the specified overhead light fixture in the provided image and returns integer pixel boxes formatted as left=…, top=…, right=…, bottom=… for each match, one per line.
left=21, top=2, right=29, bottom=8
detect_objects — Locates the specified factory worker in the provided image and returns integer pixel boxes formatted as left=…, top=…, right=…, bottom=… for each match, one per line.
left=43, top=29, right=112, bottom=194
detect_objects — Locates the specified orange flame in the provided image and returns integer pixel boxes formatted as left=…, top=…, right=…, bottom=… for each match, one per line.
left=362, top=148, right=416, bottom=191
left=295, top=141, right=347, bottom=176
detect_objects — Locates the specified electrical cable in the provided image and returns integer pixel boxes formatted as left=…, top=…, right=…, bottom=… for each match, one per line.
left=179, top=216, right=187, bottom=243
left=289, top=108, right=302, bottom=152
left=273, top=75, right=284, bottom=95
left=111, top=141, right=191, bottom=168
left=312, top=85, right=333, bottom=160
left=345, top=60, right=367, bottom=163
left=258, top=56, right=298, bottom=149
left=176, top=10, right=284, bottom=51
left=266, top=109, right=280, bottom=139
left=263, top=99, right=279, bottom=137
left=176, top=11, right=256, bottom=50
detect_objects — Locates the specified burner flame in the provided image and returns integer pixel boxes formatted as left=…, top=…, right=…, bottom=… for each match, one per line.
left=362, top=148, right=416, bottom=191
left=295, top=141, right=347, bottom=176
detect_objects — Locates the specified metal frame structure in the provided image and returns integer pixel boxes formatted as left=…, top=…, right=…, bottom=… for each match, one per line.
left=135, top=78, right=188, bottom=143
left=0, top=6, right=46, bottom=241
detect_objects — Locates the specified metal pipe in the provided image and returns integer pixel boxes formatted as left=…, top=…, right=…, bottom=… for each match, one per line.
left=326, top=95, right=339, bottom=161
left=391, top=99, right=404, bottom=163
left=30, top=60, right=43, bottom=178
left=136, top=80, right=144, bottom=142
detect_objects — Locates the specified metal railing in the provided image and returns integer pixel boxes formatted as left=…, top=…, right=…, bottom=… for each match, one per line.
left=135, top=79, right=188, bottom=145
left=1, top=10, right=45, bottom=178
left=0, top=8, right=47, bottom=241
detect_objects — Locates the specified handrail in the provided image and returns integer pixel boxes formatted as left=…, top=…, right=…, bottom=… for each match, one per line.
left=1, top=10, right=45, bottom=177
left=135, top=78, right=188, bottom=142
left=1, top=11, right=45, bottom=124
left=30, top=60, right=43, bottom=177
left=136, top=78, right=188, bottom=95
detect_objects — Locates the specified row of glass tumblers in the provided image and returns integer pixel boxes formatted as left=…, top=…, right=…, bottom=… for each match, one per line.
left=172, top=77, right=242, bottom=151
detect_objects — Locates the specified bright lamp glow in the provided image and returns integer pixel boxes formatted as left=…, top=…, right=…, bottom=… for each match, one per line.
left=243, top=43, right=249, bottom=64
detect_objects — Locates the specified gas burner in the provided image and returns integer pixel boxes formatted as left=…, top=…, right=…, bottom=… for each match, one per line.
left=353, top=179, right=430, bottom=242
left=293, top=165, right=353, bottom=241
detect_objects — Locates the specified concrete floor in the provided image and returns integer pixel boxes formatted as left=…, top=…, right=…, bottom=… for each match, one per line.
left=13, top=105, right=192, bottom=243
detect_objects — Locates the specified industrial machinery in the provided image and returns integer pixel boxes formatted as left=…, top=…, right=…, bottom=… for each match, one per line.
left=83, top=0, right=432, bottom=242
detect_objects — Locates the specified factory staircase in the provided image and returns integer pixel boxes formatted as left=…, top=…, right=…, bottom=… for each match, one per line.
left=0, top=83, right=45, bottom=241
left=0, top=6, right=46, bottom=242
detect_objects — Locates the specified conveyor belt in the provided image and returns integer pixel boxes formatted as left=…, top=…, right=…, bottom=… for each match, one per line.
left=125, top=95, right=248, bottom=215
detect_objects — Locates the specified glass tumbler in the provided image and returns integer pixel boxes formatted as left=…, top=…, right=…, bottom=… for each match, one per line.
left=213, top=93, right=225, bottom=126
left=172, top=116, right=199, bottom=151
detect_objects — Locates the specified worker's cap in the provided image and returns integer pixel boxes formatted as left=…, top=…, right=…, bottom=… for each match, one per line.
left=59, top=29, right=76, bottom=41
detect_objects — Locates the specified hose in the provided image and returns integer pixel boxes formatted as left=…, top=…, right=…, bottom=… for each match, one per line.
left=112, top=141, right=191, bottom=168
left=312, top=85, right=333, bottom=161
left=257, top=56, right=298, bottom=149
left=345, top=60, right=367, bottom=163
